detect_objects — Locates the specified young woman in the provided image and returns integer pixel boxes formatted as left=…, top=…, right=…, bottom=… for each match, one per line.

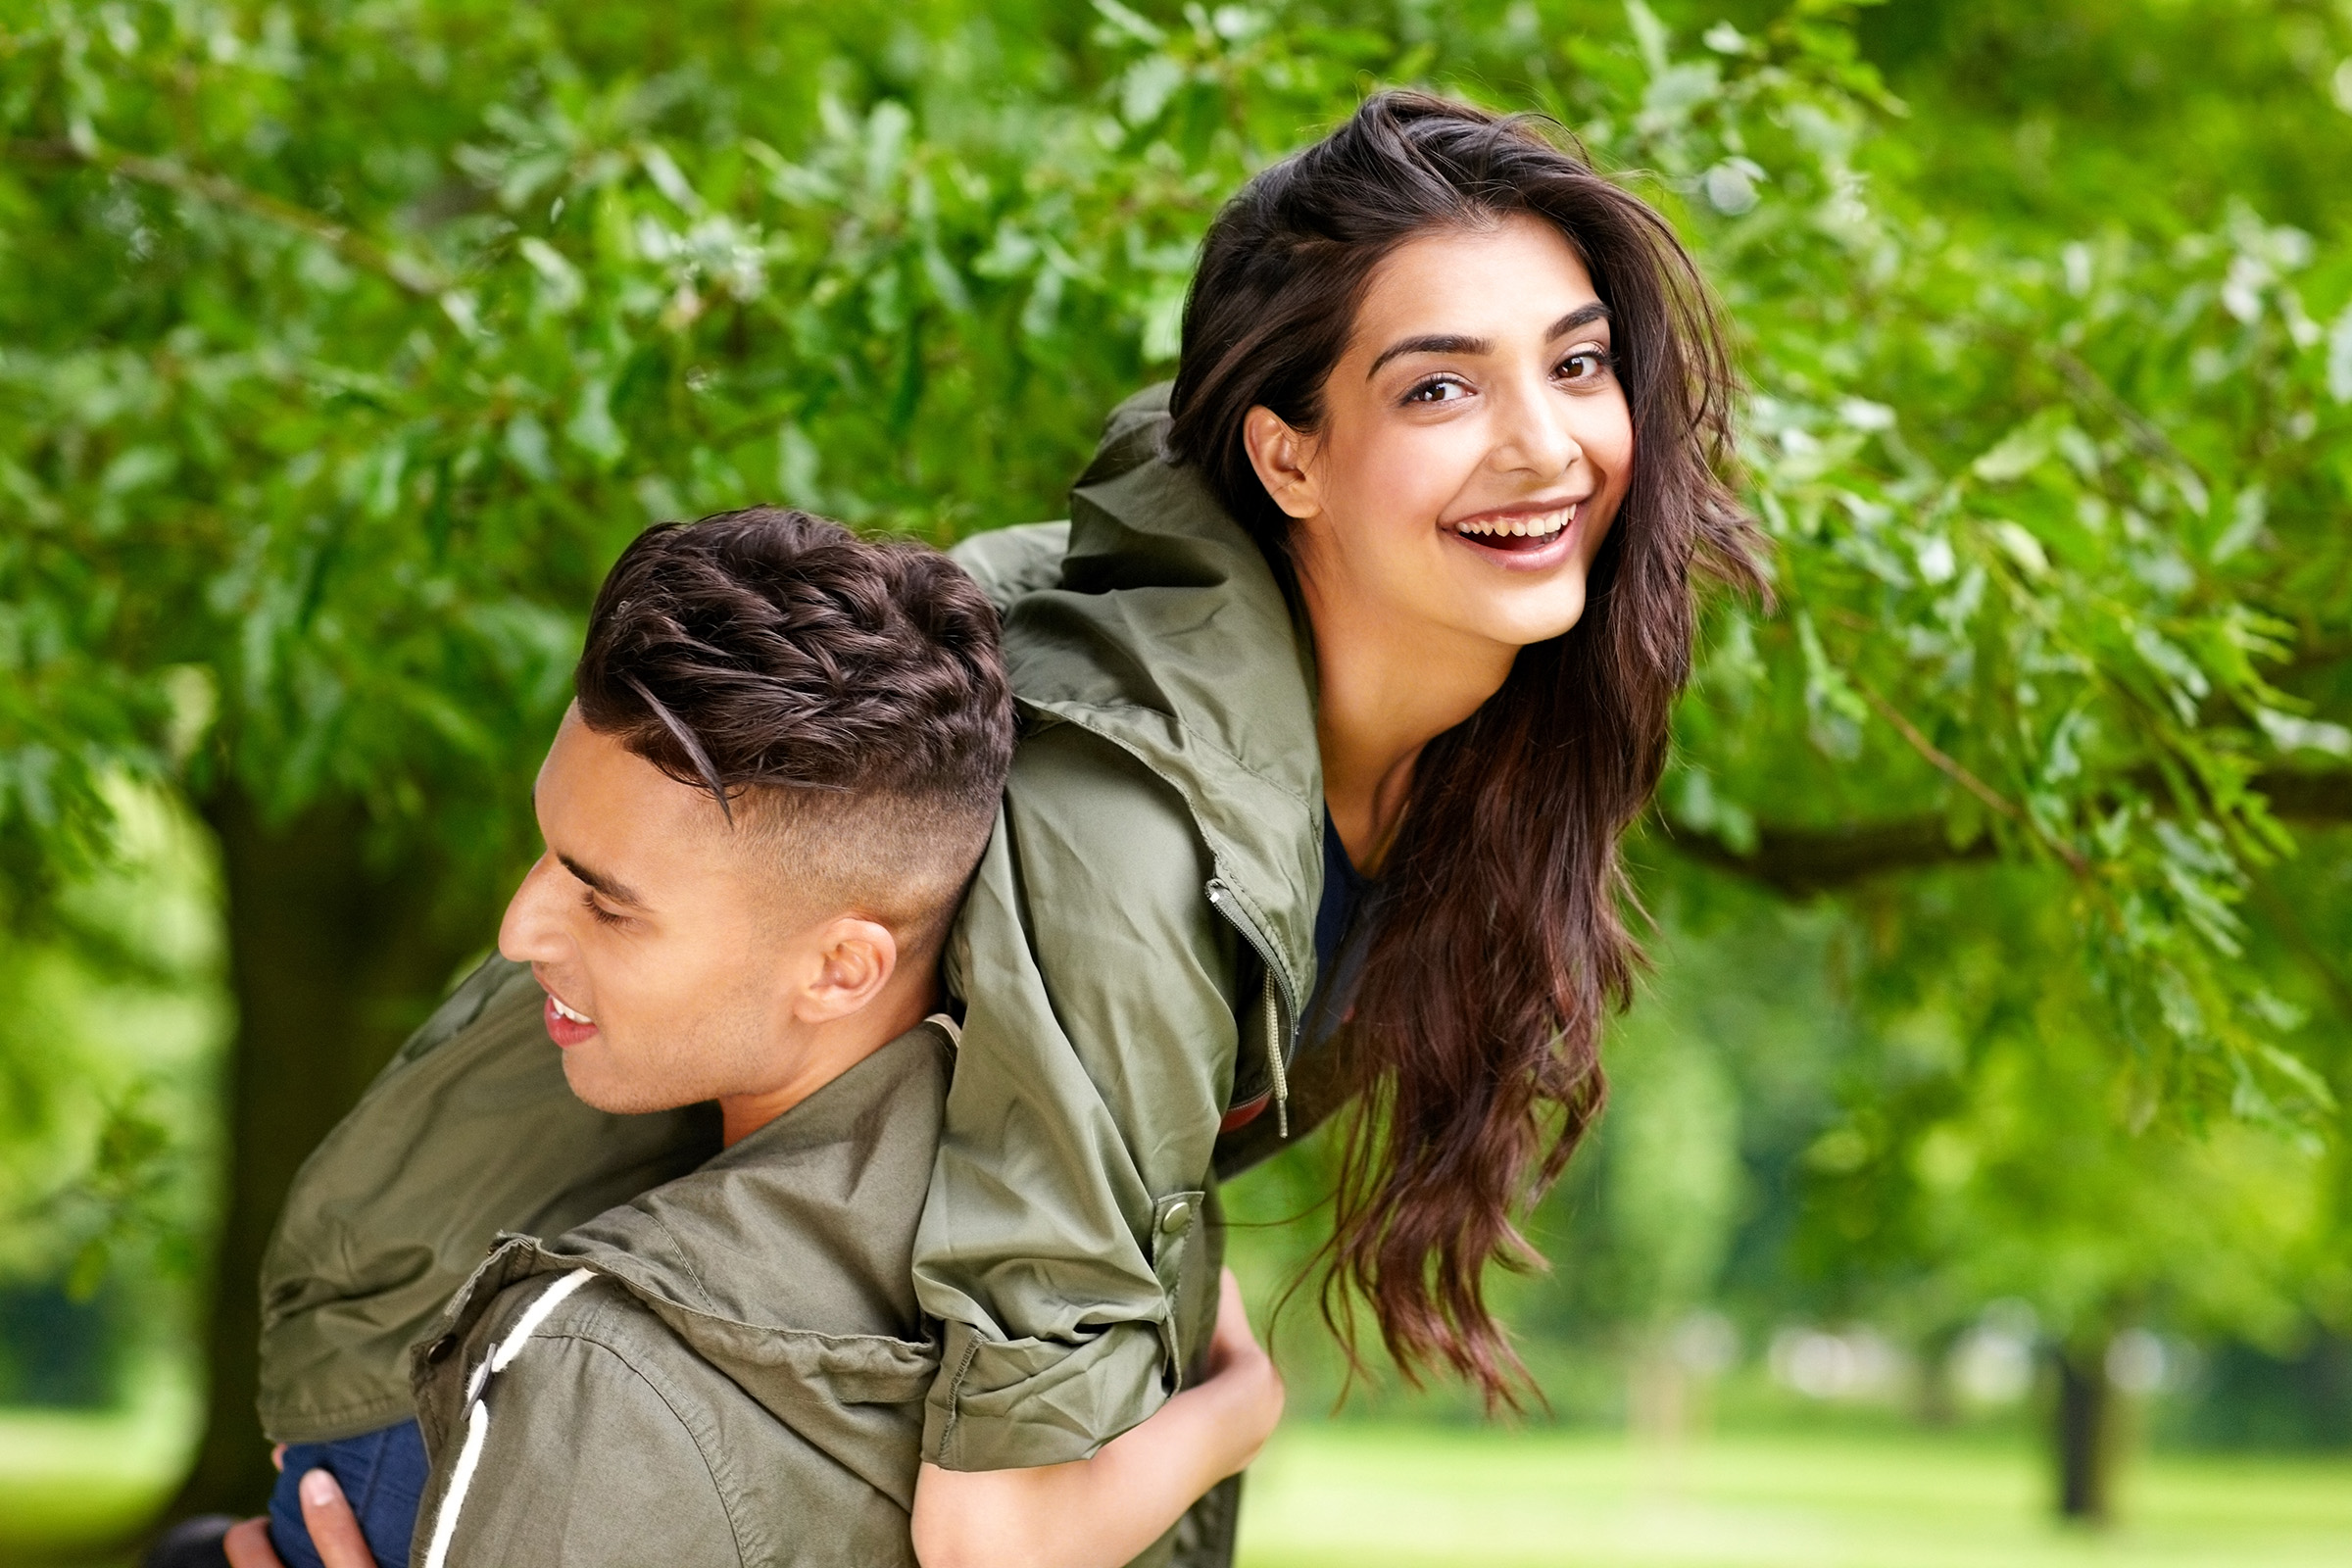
left=907, top=89, right=1760, bottom=1567
left=234, top=90, right=1759, bottom=1568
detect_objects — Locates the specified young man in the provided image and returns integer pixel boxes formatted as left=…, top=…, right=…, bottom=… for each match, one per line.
left=221, top=510, right=1280, bottom=1568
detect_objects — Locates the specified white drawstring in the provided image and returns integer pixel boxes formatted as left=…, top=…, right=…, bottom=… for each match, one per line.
left=419, top=1400, right=487, bottom=1568
left=420, top=1267, right=596, bottom=1568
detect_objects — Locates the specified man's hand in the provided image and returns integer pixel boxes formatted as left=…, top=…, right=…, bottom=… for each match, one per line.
left=221, top=1470, right=374, bottom=1568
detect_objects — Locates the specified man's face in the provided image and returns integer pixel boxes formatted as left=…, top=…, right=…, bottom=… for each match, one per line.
left=496, top=707, right=831, bottom=1115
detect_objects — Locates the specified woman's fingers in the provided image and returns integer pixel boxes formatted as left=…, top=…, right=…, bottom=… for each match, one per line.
left=1206, top=1267, right=1261, bottom=1371
left=1197, top=1267, right=1284, bottom=1469
left=295, top=1469, right=376, bottom=1568
left=221, top=1518, right=286, bottom=1568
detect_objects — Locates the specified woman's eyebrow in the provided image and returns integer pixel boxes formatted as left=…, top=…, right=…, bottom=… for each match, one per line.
left=1546, top=301, right=1612, bottom=339
left=1367, top=332, right=1489, bottom=378
left=1365, top=302, right=1614, bottom=380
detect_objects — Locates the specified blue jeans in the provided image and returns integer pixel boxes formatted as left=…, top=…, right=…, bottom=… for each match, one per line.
left=267, top=1419, right=427, bottom=1568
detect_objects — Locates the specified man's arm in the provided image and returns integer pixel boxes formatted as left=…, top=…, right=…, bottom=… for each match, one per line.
left=910, top=1270, right=1283, bottom=1568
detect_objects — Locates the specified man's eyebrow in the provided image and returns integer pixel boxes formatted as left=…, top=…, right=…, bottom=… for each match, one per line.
left=560, top=854, right=644, bottom=906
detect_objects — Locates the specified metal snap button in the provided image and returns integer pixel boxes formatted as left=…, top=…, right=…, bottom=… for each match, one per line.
left=1161, top=1200, right=1193, bottom=1236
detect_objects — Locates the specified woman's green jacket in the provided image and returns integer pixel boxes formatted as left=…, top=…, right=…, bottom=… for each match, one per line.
left=255, top=384, right=1338, bottom=1476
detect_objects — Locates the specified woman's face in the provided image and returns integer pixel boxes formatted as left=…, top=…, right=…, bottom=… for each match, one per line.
left=1247, top=214, right=1634, bottom=658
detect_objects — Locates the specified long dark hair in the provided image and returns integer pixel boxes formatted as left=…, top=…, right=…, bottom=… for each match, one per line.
left=1166, top=91, right=1764, bottom=1402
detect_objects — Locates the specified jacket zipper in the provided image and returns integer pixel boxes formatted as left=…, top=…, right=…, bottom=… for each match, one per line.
left=1205, top=878, right=1299, bottom=1138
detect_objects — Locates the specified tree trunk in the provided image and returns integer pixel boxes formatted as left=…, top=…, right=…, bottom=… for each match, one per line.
left=159, top=789, right=486, bottom=1524
left=1913, top=1324, right=1963, bottom=1428
left=2053, top=1337, right=2115, bottom=1524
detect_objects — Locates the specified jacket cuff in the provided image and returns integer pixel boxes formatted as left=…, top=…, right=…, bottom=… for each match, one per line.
left=921, top=1317, right=1166, bottom=1471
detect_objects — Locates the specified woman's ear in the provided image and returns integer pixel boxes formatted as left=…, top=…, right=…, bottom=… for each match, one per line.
left=793, top=916, right=899, bottom=1023
left=1243, top=406, right=1322, bottom=521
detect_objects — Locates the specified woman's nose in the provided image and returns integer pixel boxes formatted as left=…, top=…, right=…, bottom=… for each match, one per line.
left=1491, top=380, right=1584, bottom=479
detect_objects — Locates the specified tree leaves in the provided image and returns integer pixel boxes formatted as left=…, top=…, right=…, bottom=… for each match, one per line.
left=2, top=0, right=2347, bottom=1143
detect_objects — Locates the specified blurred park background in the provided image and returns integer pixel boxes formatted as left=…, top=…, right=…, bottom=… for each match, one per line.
left=4, top=0, right=2352, bottom=1561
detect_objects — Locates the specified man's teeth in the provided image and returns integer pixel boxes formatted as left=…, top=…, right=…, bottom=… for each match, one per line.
left=1453, top=506, right=1575, bottom=539
left=550, top=995, right=593, bottom=1024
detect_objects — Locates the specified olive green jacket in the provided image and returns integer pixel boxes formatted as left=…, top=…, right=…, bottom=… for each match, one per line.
left=405, top=1020, right=953, bottom=1568
left=256, top=385, right=1338, bottom=1485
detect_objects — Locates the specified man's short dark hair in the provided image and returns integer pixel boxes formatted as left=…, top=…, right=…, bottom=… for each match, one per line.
left=574, top=507, right=1015, bottom=953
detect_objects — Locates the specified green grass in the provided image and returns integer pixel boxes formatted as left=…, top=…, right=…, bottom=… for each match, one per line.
left=1235, top=1425, right=2352, bottom=1568
left=0, top=1369, right=197, bottom=1565
left=8, top=1401, right=2351, bottom=1567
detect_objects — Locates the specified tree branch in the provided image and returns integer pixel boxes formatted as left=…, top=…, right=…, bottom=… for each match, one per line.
left=1653, top=816, right=1995, bottom=896
left=1853, top=679, right=2091, bottom=876
left=1662, top=767, right=2352, bottom=894
left=6, top=137, right=451, bottom=296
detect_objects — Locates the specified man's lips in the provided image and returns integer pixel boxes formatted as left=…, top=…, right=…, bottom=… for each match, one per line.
left=541, top=989, right=598, bottom=1048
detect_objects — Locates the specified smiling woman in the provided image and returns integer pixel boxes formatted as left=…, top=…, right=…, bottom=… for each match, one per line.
left=1163, top=91, right=1762, bottom=1401
left=912, top=93, right=1765, bottom=1568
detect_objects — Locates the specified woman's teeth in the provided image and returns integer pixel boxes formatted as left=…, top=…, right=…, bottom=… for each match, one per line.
left=550, top=995, right=593, bottom=1024
left=1452, top=505, right=1575, bottom=540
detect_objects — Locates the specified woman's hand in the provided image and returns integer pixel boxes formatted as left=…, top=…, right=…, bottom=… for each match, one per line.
left=221, top=1470, right=373, bottom=1568
left=911, top=1267, right=1284, bottom=1568
left=1198, top=1266, right=1286, bottom=1476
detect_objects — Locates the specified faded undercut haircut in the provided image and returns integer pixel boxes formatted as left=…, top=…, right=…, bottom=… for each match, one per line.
left=573, top=507, right=1016, bottom=960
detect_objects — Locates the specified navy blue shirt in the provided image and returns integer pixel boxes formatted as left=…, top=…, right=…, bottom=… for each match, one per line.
left=1303, top=810, right=1377, bottom=1048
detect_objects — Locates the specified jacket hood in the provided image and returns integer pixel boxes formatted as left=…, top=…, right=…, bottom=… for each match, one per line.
left=428, top=1022, right=952, bottom=1503
left=997, top=385, right=1325, bottom=1006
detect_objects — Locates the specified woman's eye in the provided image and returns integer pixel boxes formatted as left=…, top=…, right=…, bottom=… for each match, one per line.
left=1403, top=376, right=1470, bottom=405
left=582, top=890, right=627, bottom=927
left=1558, top=349, right=1614, bottom=384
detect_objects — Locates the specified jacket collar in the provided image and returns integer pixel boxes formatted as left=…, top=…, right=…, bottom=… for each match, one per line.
left=426, top=1021, right=953, bottom=1502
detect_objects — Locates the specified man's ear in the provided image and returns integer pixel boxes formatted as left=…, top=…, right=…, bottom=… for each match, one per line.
left=1242, top=406, right=1322, bottom=521
left=792, top=915, right=898, bottom=1024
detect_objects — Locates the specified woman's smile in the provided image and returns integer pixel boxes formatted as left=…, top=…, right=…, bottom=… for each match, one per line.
left=1444, top=496, right=1586, bottom=566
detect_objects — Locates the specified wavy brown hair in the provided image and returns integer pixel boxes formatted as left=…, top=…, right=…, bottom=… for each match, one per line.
left=1166, top=92, right=1765, bottom=1402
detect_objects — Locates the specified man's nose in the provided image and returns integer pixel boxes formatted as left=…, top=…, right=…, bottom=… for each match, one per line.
left=497, top=853, right=569, bottom=964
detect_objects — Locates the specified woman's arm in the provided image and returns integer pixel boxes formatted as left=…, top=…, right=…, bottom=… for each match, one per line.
left=911, top=1270, right=1283, bottom=1568
left=915, top=731, right=1254, bottom=1474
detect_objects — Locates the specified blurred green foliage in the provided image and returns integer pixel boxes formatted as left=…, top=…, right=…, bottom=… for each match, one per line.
left=0, top=782, right=220, bottom=1405
left=2, top=0, right=2350, bottom=1472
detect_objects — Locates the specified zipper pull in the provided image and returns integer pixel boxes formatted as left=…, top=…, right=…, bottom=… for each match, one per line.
left=1264, top=974, right=1289, bottom=1139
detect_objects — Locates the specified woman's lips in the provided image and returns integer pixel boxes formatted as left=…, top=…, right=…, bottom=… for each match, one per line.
left=1443, top=504, right=1581, bottom=568
left=542, top=992, right=599, bottom=1048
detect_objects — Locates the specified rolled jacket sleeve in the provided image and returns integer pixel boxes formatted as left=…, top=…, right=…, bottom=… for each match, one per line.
left=914, top=723, right=1238, bottom=1471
